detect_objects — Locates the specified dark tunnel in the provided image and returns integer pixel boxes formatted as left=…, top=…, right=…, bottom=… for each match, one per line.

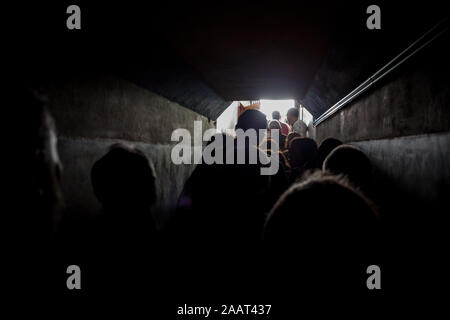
left=5, top=0, right=450, bottom=316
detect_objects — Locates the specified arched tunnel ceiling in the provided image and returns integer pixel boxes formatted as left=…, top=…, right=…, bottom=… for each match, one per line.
left=14, top=1, right=449, bottom=121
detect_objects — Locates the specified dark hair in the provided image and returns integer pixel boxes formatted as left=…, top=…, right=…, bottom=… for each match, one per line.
left=272, top=111, right=281, bottom=120
left=287, top=107, right=299, bottom=118
left=91, top=143, right=157, bottom=209
left=289, top=137, right=318, bottom=169
left=235, top=109, right=267, bottom=132
left=264, top=172, right=378, bottom=256
left=263, top=172, right=379, bottom=291
left=317, top=137, right=343, bottom=168
left=205, top=132, right=234, bottom=164
left=287, top=137, right=318, bottom=184
left=323, top=144, right=372, bottom=192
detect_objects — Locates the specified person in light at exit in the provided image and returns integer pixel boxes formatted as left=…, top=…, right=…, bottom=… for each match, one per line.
left=286, top=107, right=307, bottom=137
left=271, top=110, right=289, bottom=136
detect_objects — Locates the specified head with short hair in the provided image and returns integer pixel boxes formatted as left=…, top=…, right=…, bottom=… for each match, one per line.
left=264, top=172, right=378, bottom=257
left=235, top=109, right=268, bottom=147
left=317, top=137, right=343, bottom=168
left=268, top=120, right=282, bottom=131
left=236, top=109, right=267, bottom=132
left=91, top=143, right=157, bottom=212
left=286, top=108, right=299, bottom=126
left=288, top=137, right=318, bottom=169
left=323, top=144, right=372, bottom=192
left=272, top=111, right=281, bottom=120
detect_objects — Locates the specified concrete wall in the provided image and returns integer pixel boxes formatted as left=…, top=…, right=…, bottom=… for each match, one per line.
left=39, top=74, right=214, bottom=228
left=315, top=36, right=450, bottom=143
left=352, top=132, right=450, bottom=208
left=315, top=36, right=450, bottom=214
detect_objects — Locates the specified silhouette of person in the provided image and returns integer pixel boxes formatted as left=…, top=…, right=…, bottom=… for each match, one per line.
left=323, top=144, right=372, bottom=194
left=287, top=137, right=318, bottom=184
left=267, top=120, right=286, bottom=151
left=317, top=137, right=343, bottom=169
left=91, top=143, right=158, bottom=246
left=272, top=110, right=289, bottom=136
left=264, top=172, right=379, bottom=292
left=8, top=88, right=64, bottom=291
left=286, top=107, right=307, bottom=137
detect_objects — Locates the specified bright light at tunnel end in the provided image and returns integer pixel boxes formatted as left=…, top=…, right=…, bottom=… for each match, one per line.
left=258, top=99, right=295, bottom=120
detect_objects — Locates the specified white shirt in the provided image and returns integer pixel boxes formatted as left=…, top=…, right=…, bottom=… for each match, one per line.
left=292, top=119, right=308, bottom=137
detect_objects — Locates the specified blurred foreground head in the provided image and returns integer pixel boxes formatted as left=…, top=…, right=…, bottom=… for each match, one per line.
left=289, top=137, right=318, bottom=169
left=235, top=109, right=267, bottom=132
left=17, top=89, right=63, bottom=239
left=265, top=172, right=378, bottom=258
left=264, top=172, right=379, bottom=291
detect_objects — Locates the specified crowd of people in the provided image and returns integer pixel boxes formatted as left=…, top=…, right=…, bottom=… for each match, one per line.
left=171, top=108, right=380, bottom=291
left=20, top=91, right=382, bottom=299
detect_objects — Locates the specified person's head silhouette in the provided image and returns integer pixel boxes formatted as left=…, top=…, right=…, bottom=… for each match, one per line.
left=317, top=137, right=343, bottom=169
left=323, top=144, right=372, bottom=193
left=91, top=143, right=157, bottom=215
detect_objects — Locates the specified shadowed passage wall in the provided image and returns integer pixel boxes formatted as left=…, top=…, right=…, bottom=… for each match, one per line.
left=315, top=36, right=450, bottom=216
left=38, top=73, right=214, bottom=229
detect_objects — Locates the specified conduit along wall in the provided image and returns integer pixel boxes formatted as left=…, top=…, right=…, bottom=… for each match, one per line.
left=313, top=21, right=450, bottom=261
left=37, top=72, right=215, bottom=230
